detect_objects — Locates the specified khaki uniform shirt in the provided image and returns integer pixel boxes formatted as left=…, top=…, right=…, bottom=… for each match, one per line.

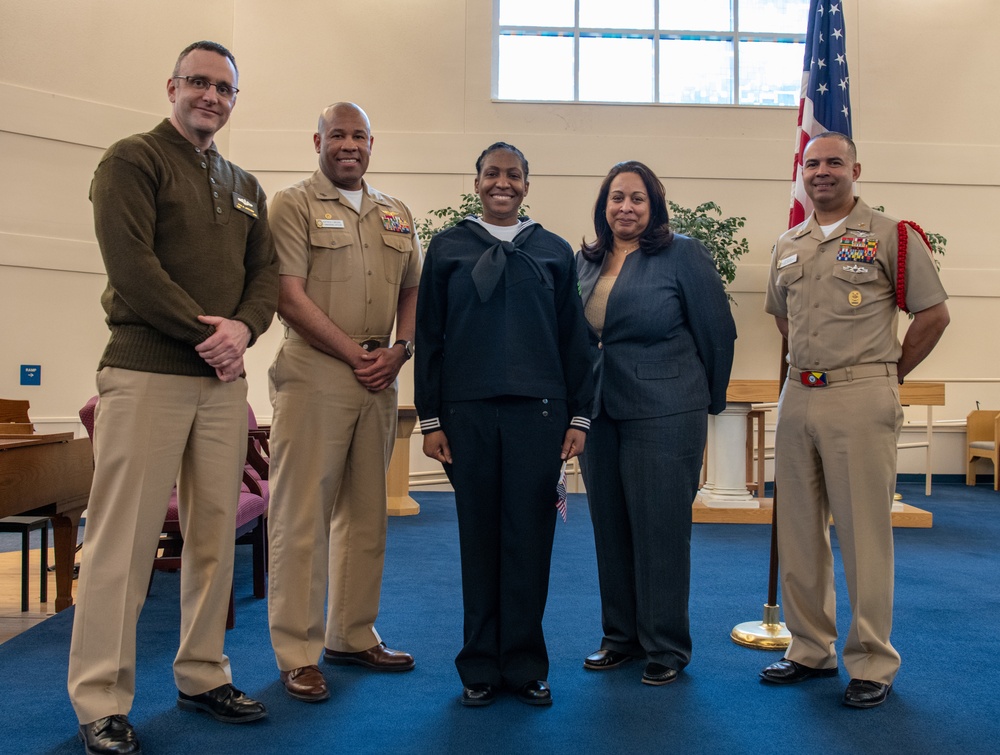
left=269, top=171, right=421, bottom=339
left=765, top=198, right=947, bottom=372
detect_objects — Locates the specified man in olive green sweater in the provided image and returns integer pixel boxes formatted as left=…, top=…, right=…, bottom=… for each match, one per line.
left=68, top=41, right=278, bottom=755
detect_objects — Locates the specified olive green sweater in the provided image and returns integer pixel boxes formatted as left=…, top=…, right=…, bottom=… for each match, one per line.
left=91, top=119, right=278, bottom=376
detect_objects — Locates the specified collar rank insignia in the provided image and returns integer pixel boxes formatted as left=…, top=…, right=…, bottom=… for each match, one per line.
left=381, top=210, right=411, bottom=234
left=836, top=236, right=878, bottom=263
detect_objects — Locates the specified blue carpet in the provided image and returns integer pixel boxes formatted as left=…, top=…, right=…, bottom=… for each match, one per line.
left=1, top=482, right=998, bottom=754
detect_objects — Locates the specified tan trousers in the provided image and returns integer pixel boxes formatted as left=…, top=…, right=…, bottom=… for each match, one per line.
left=774, top=373, right=903, bottom=685
left=68, top=367, right=248, bottom=724
left=266, top=338, right=396, bottom=671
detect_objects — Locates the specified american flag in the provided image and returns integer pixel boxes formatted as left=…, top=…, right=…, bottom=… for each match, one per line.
left=555, top=463, right=568, bottom=523
left=789, top=1, right=853, bottom=227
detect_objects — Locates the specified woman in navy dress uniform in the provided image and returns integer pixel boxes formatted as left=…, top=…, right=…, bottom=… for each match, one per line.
left=414, top=142, right=594, bottom=707
left=576, top=161, right=736, bottom=686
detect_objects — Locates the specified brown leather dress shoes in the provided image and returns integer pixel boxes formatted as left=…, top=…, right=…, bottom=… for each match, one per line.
left=324, top=642, right=415, bottom=671
left=280, top=665, right=330, bottom=702
left=78, top=715, right=141, bottom=755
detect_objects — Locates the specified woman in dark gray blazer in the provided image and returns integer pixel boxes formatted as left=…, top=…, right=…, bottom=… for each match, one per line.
left=577, top=161, right=736, bottom=686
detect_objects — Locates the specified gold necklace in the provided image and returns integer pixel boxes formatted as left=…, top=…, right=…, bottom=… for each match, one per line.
left=615, top=245, right=639, bottom=256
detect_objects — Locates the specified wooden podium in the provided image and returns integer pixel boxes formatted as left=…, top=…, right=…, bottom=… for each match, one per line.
left=694, top=379, right=940, bottom=528
left=0, top=433, right=92, bottom=610
left=387, top=406, right=419, bottom=516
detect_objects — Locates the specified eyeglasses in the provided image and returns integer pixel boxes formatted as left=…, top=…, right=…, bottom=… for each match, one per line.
left=173, top=76, right=239, bottom=100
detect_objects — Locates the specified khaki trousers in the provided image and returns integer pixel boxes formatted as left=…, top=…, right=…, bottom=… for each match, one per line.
left=267, top=338, right=396, bottom=671
left=68, top=367, right=248, bottom=724
left=774, top=373, right=902, bottom=685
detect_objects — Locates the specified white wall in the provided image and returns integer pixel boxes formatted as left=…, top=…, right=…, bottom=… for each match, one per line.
left=1, top=0, right=997, bottom=477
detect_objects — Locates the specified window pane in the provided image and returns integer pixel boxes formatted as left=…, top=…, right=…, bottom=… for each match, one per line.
left=740, top=0, right=811, bottom=34
left=739, top=39, right=803, bottom=106
left=660, top=38, right=733, bottom=104
left=579, top=36, right=654, bottom=103
left=580, top=0, right=654, bottom=30
left=499, top=0, right=574, bottom=27
left=498, top=33, right=575, bottom=101
left=660, top=0, right=732, bottom=32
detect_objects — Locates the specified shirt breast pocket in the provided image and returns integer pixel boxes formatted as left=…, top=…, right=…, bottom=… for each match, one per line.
left=309, top=229, right=353, bottom=282
left=831, top=265, right=881, bottom=314
left=775, top=263, right=804, bottom=316
left=381, top=232, right=412, bottom=284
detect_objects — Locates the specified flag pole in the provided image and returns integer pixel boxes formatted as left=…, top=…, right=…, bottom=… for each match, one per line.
left=731, top=341, right=791, bottom=649
left=731, top=0, right=852, bottom=650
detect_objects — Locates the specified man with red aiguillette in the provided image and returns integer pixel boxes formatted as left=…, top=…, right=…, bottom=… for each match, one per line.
left=761, top=132, right=949, bottom=709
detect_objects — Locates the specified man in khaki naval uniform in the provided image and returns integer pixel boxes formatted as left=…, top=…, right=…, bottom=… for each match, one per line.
left=266, top=102, right=420, bottom=702
left=761, top=133, right=949, bottom=708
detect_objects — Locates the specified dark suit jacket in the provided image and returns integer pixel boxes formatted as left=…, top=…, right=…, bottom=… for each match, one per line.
left=576, top=234, right=736, bottom=420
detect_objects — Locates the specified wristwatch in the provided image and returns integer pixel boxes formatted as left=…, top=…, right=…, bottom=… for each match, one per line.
left=393, top=339, right=414, bottom=360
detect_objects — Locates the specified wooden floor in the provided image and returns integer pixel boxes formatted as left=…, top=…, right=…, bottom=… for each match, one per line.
left=0, top=546, right=73, bottom=645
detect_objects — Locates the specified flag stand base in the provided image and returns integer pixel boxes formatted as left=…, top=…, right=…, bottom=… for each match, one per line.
left=731, top=604, right=791, bottom=650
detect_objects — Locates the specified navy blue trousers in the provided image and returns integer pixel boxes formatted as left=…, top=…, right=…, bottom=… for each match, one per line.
left=442, top=396, right=565, bottom=688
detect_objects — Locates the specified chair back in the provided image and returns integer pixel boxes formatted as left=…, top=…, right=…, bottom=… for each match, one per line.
left=966, top=410, right=1000, bottom=447
left=79, top=396, right=99, bottom=440
left=0, top=398, right=34, bottom=433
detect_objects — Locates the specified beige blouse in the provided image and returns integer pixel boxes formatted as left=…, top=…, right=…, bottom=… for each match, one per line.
left=584, top=275, right=617, bottom=337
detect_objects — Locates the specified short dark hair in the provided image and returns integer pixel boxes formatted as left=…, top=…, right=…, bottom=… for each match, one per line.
left=475, top=142, right=529, bottom=179
left=173, top=40, right=238, bottom=78
left=807, top=131, right=857, bottom=162
left=581, top=160, right=674, bottom=263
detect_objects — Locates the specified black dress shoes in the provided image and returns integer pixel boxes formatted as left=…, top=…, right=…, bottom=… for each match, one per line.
left=583, top=648, right=634, bottom=671
left=843, top=678, right=892, bottom=708
left=177, top=683, right=267, bottom=723
left=78, top=715, right=141, bottom=755
left=515, top=680, right=553, bottom=706
left=641, top=662, right=679, bottom=686
left=759, top=658, right=839, bottom=685
left=460, top=683, right=497, bottom=707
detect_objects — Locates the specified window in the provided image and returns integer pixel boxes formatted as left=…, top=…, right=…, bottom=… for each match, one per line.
left=495, top=0, right=809, bottom=106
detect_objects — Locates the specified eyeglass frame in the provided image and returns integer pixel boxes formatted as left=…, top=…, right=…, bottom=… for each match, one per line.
left=172, top=75, right=240, bottom=100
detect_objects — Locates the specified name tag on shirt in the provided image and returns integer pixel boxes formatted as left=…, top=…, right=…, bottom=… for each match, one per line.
left=232, top=193, right=258, bottom=218
left=316, top=219, right=345, bottom=228
left=777, top=254, right=798, bottom=269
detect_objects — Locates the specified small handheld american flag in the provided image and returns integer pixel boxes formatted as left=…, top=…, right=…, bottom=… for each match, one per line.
left=555, top=462, right=568, bottom=523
